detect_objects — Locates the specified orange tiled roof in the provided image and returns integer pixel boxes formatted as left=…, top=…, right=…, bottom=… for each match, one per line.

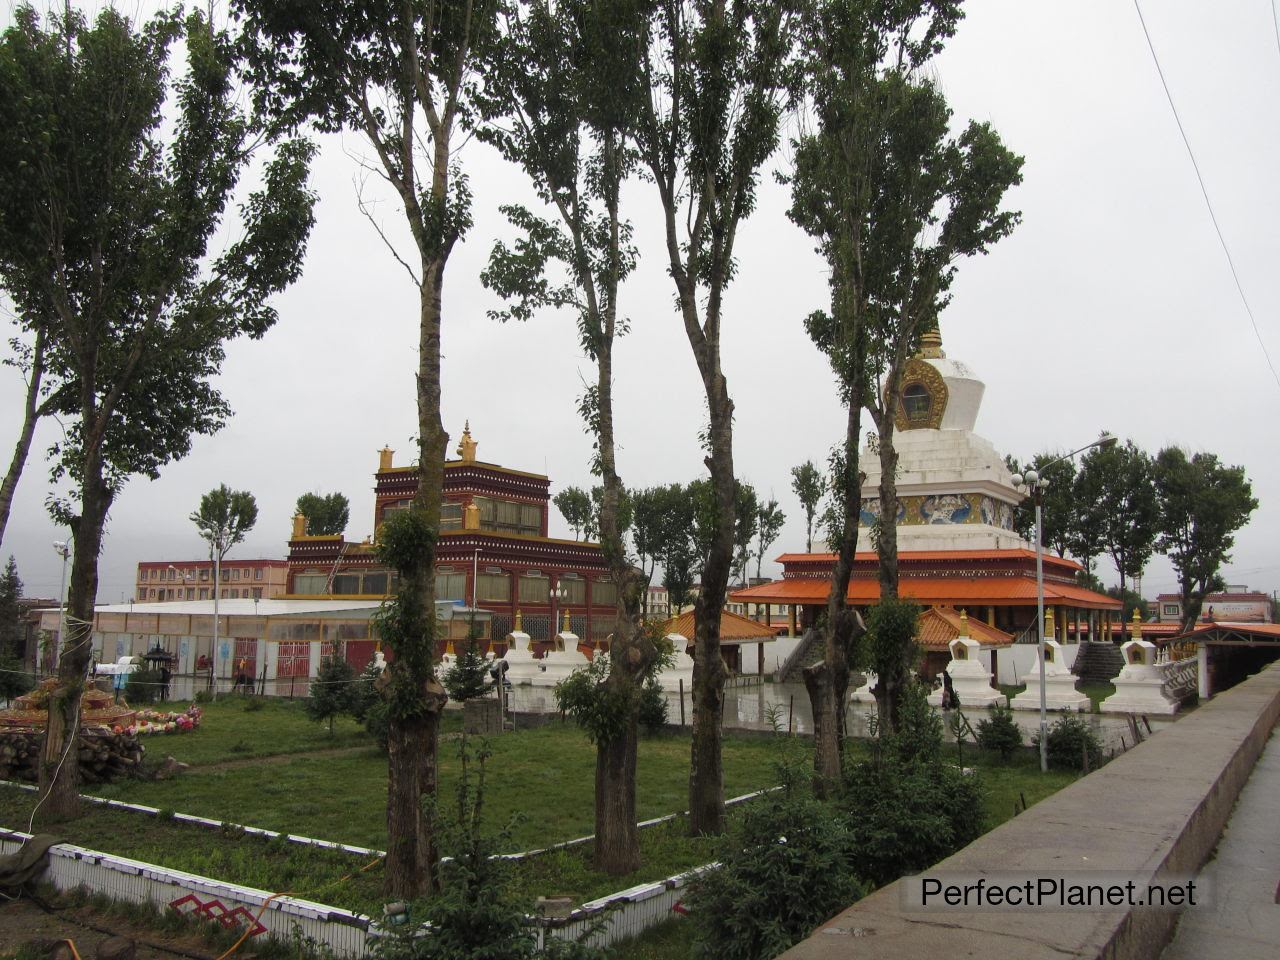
left=729, top=576, right=1122, bottom=611
left=662, top=608, right=780, bottom=643
left=775, top=548, right=1083, bottom=571
left=918, top=606, right=1014, bottom=650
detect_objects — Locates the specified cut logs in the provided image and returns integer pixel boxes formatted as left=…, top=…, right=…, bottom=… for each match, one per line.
left=0, top=727, right=144, bottom=784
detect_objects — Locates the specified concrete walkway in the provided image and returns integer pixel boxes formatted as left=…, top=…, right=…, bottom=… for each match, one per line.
left=1162, top=725, right=1280, bottom=960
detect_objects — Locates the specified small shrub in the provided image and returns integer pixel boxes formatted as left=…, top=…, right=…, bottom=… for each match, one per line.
left=637, top=676, right=668, bottom=734
left=124, top=668, right=164, bottom=705
left=243, top=696, right=266, bottom=712
left=841, top=683, right=986, bottom=889
left=687, top=791, right=862, bottom=960
left=442, top=636, right=491, bottom=703
left=306, top=655, right=359, bottom=734
left=975, top=703, right=1024, bottom=761
left=364, top=699, right=390, bottom=753
left=1034, top=714, right=1102, bottom=772
left=194, top=689, right=213, bottom=704
left=0, top=654, right=35, bottom=703
left=352, top=658, right=383, bottom=723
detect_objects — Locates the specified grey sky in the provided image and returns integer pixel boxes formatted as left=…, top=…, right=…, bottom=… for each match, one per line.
left=2, top=0, right=1277, bottom=606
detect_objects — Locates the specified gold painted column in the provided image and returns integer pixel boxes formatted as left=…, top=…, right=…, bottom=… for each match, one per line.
left=986, top=605, right=996, bottom=627
left=788, top=604, right=797, bottom=638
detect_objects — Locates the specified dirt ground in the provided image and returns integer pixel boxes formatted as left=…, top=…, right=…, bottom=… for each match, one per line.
left=0, top=897, right=228, bottom=960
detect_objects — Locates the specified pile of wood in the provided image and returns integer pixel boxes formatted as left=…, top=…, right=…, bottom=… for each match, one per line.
left=0, top=727, right=144, bottom=784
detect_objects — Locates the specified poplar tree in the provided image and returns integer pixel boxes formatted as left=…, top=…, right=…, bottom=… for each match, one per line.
left=790, top=461, right=825, bottom=554
left=234, top=0, right=499, bottom=896
left=630, top=2, right=798, bottom=833
left=0, top=5, right=315, bottom=819
left=479, top=0, right=655, bottom=875
left=790, top=0, right=1021, bottom=758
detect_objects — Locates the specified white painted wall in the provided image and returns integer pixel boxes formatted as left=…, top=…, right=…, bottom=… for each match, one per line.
left=995, top=643, right=1079, bottom=685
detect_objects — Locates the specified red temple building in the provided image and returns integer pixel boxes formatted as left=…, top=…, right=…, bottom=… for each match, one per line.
left=285, top=424, right=614, bottom=645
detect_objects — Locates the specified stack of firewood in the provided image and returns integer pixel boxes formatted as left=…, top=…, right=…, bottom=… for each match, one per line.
left=0, top=728, right=144, bottom=784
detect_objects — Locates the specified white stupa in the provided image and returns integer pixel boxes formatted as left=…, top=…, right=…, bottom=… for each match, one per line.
left=855, top=330, right=1029, bottom=552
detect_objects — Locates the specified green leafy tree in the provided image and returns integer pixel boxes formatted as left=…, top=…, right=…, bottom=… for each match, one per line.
left=629, top=0, right=798, bottom=836
left=295, top=491, right=350, bottom=536
left=1069, top=460, right=1108, bottom=579
left=752, top=499, right=785, bottom=581
left=732, top=484, right=760, bottom=586
left=789, top=461, right=825, bottom=554
left=307, top=655, right=359, bottom=734
left=1086, top=440, right=1158, bottom=598
left=478, top=2, right=656, bottom=873
left=975, top=703, right=1023, bottom=761
left=235, top=0, right=500, bottom=897
left=552, top=487, right=593, bottom=541
left=788, top=0, right=1019, bottom=777
left=1008, top=454, right=1077, bottom=557
left=1154, top=447, right=1257, bottom=632
left=1034, top=714, right=1102, bottom=773
left=0, top=6, right=315, bottom=819
left=1106, top=586, right=1149, bottom=623
left=192, top=485, right=259, bottom=563
left=659, top=486, right=699, bottom=617
left=630, top=487, right=667, bottom=599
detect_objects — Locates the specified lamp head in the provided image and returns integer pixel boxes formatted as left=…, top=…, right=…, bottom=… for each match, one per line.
left=52, top=541, right=69, bottom=557
left=1097, top=431, right=1118, bottom=449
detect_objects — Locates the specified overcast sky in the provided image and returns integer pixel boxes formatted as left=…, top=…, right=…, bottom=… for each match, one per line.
left=2, top=0, right=1277, bottom=606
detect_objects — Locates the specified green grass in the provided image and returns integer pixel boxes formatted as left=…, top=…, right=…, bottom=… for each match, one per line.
left=997, top=680, right=1115, bottom=713
left=614, top=918, right=694, bottom=960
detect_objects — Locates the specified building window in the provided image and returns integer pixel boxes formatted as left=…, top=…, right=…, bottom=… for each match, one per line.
left=440, top=502, right=463, bottom=530
left=200, top=568, right=209, bottom=581
left=252, top=587, right=263, bottom=599
left=1163, top=604, right=1180, bottom=616
left=559, top=574, right=586, bottom=605
left=254, top=568, right=263, bottom=581
left=199, top=588, right=209, bottom=600
left=294, top=573, right=328, bottom=594
left=362, top=573, right=388, bottom=595
left=477, top=570, right=511, bottom=603
left=902, top=383, right=931, bottom=423
left=519, top=572, right=549, bottom=605
left=592, top=579, right=617, bottom=606
left=333, top=574, right=362, bottom=595
left=474, top=496, right=540, bottom=536
left=232, top=568, right=240, bottom=580
left=436, top=570, right=467, bottom=602
left=186, top=588, right=195, bottom=600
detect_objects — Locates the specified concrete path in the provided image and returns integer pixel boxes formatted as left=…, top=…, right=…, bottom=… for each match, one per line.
left=1162, top=725, right=1280, bottom=960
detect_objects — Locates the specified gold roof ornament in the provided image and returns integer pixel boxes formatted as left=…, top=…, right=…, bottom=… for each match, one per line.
left=514, top=610, right=523, bottom=632
left=562, top=608, right=572, bottom=633
left=959, top=608, right=969, bottom=636
left=918, top=327, right=945, bottom=359
left=456, top=421, right=478, bottom=462
left=1044, top=606, right=1056, bottom=637
left=1130, top=607, right=1143, bottom=640
left=379, top=446, right=395, bottom=470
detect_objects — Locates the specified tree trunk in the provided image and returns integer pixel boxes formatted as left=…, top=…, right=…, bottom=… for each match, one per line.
left=37, top=453, right=112, bottom=821
left=381, top=252, right=450, bottom=898
left=0, top=328, right=47, bottom=549
left=805, top=392, right=864, bottom=797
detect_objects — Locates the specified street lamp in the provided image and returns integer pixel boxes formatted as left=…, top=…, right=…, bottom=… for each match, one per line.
left=1013, top=431, right=1117, bottom=773
left=209, top=524, right=231, bottom=700
left=52, top=541, right=70, bottom=673
left=550, top=580, right=569, bottom=644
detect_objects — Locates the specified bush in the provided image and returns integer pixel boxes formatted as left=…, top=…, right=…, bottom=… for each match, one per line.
left=0, top=654, right=34, bottom=703
left=306, top=655, right=359, bottom=733
left=352, top=657, right=383, bottom=723
left=687, top=791, right=862, bottom=960
left=975, top=703, right=1024, bottom=760
left=637, top=675, right=668, bottom=734
left=364, top=699, right=390, bottom=753
left=442, top=637, right=491, bottom=703
left=1034, top=714, right=1103, bottom=772
left=841, top=683, right=986, bottom=889
left=124, top=668, right=164, bottom=705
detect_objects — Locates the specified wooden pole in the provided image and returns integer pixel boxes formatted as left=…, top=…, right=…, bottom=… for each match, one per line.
left=678, top=679, right=686, bottom=726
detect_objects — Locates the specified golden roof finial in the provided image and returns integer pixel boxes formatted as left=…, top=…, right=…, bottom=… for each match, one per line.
left=562, top=608, right=572, bottom=633
left=1044, top=606, right=1056, bottom=637
left=456, top=421, right=477, bottom=462
left=514, top=609, right=523, bottom=632
left=918, top=327, right=944, bottom=360
left=958, top=608, right=968, bottom=633
left=1130, top=606, right=1143, bottom=640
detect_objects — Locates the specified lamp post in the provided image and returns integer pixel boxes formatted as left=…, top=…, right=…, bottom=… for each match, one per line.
left=210, top=524, right=230, bottom=700
left=550, top=580, right=569, bottom=644
left=1013, top=432, right=1117, bottom=773
left=52, top=541, right=70, bottom=673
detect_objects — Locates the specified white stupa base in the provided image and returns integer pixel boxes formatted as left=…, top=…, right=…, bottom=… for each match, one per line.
left=1099, top=679, right=1181, bottom=715
left=927, top=660, right=1002, bottom=708
left=500, top=630, right=541, bottom=685
left=1009, top=676, right=1090, bottom=712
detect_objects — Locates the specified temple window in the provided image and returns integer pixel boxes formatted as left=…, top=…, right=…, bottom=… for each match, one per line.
left=332, top=574, right=361, bottom=595
left=440, top=502, right=462, bottom=530
left=519, top=572, right=549, bottom=604
left=559, top=573, right=586, bottom=604
left=435, top=569, right=467, bottom=602
left=473, top=496, right=541, bottom=536
left=294, top=572, right=328, bottom=594
left=478, top=570, right=511, bottom=602
left=593, top=579, right=617, bottom=606
left=902, top=383, right=931, bottom=422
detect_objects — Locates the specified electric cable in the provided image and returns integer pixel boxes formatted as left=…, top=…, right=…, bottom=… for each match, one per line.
left=1133, top=0, right=1280, bottom=391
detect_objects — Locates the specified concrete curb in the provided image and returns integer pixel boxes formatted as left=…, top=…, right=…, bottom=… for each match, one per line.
left=781, top=661, right=1280, bottom=960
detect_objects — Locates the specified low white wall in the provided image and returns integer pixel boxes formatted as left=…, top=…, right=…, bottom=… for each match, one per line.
left=995, top=643, right=1079, bottom=686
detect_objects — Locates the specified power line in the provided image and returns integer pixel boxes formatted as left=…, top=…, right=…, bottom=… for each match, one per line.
left=1133, top=0, right=1280, bottom=392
